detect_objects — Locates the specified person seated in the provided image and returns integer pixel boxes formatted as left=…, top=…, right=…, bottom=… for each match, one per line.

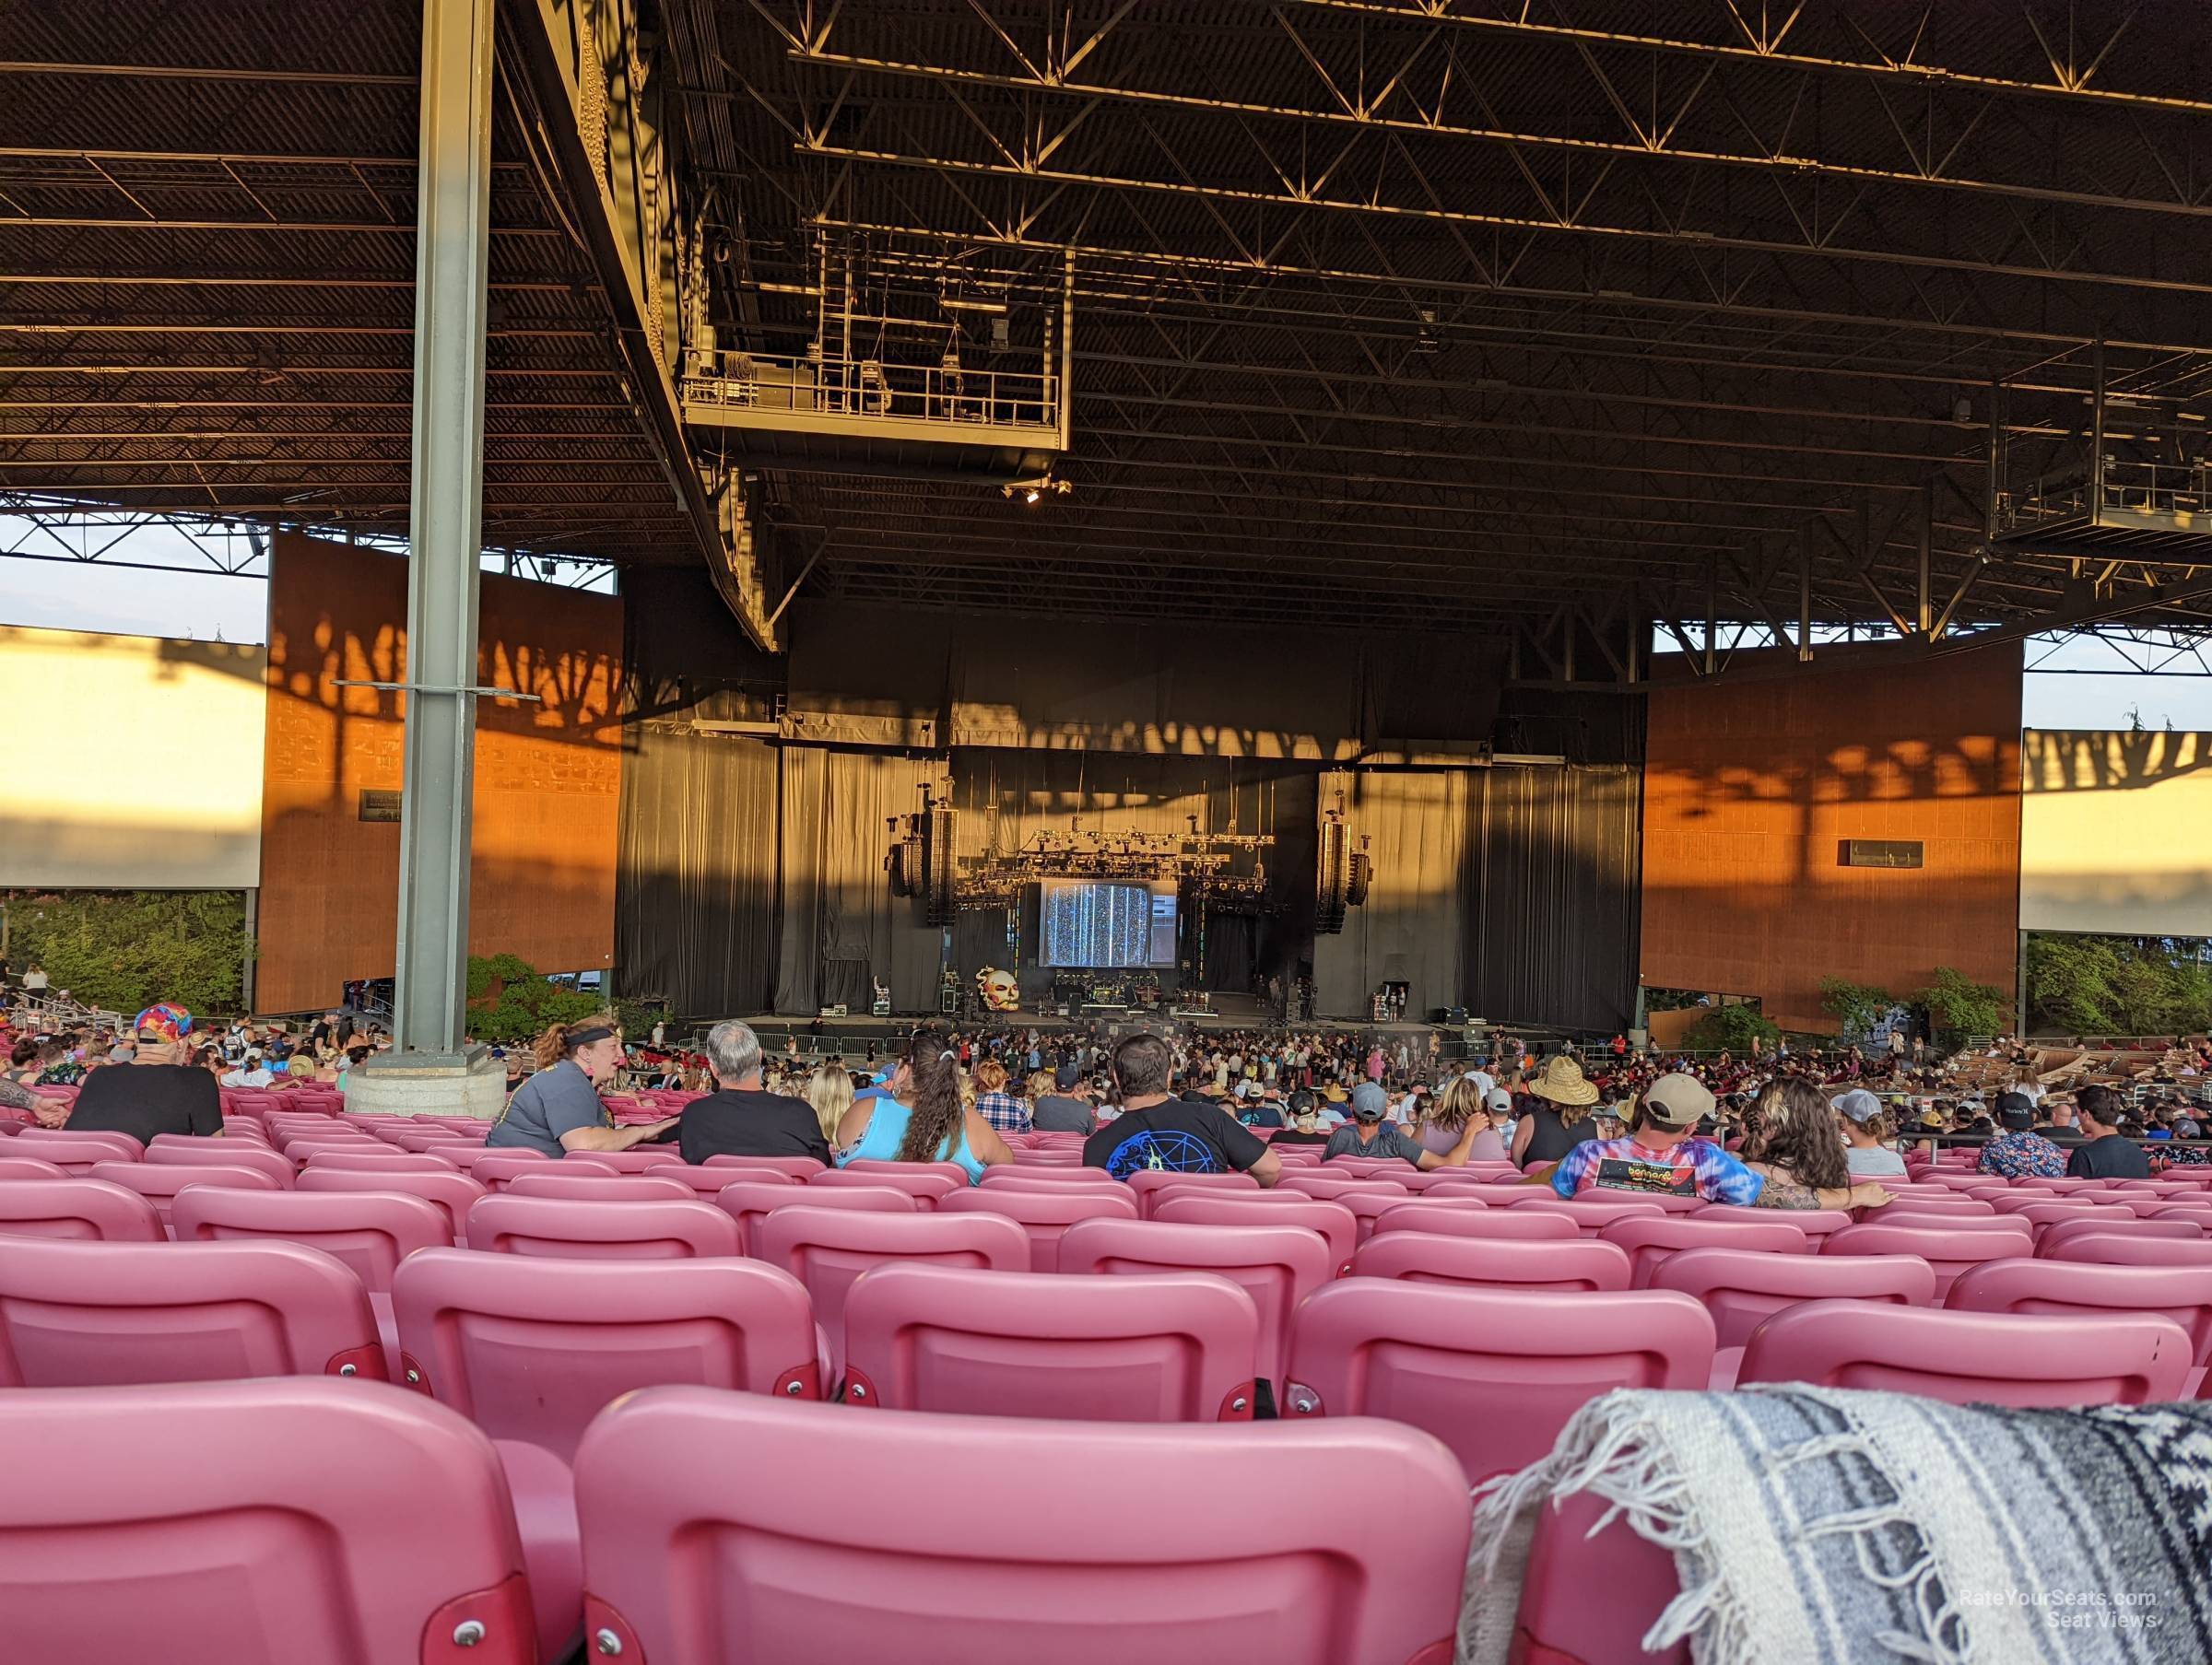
left=1083, top=1032, right=1281, bottom=1184
left=1832, top=1088, right=1908, bottom=1178
left=837, top=1029, right=1013, bottom=1184
left=1030, top=1070, right=1097, bottom=1132
left=1740, top=1080, right=1895, bottom=1210
left=1271, top=1090, right=1331, bottom=1145
left=1975, top=1092, right=2068, bottom=1179
left=803, top=1062, right=854, bottom=1148
left=220, top=1050, right=276, bottom=1090
left=2067, top=1085, right=2151, bottom=1178
left=678, top=1020, right=830, bottom=1167
left=1551, top=1073, right=1876, bottom=1208
left=52, top=1003, right=221, bottom=1141
left=486, top=1014, right=677, bottom=1157
left=1324, top=1082, right=1481, bottom=1167
left=971, top=1059, right=1031, bottom=1135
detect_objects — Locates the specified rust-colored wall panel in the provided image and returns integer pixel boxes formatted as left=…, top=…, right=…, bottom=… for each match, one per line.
left=1640, top=644, right=2021, bottom=1032
left=257, top=533, right=623, bottom=1013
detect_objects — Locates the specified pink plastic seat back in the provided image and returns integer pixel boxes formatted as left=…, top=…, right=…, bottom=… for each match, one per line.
left=0, top=1237, right=384, bottom=1385
left=1598, top=1214, right=1811, bottom=1285
left=840, top=1158, right=974, bottom=1188
left=1372, top=1201, right=1581, bottom=1242
left=1511, top=1196, right=1668, bottom=1237
left=1695, top=1203, right=1855, bottom=1241
left=572, top=1387, right=1468, bottom=1665
left=1650, top=1247, right=1938, bottom=1351
left=86, top=1161, right=281, bottom=1230
left=712, top=1178, right=915, bottom=1256
left=1320, top=1155, right=1416, bottom=1179
left=1736, top=1299, right=2192, bottom=1405
left=553, top=1147, right=683, bottom=1175
left=469, top=1153, right=618, bottom=1190
left=1947, top=1257, right=2212, bottom=1365
left=936, top=1185, right=1139, bottom=1271
left=171, top=1186, right=449, bottom=1296
left=0, top=1378, right=535, bottom=1665
left=975, top=1167, right=1124, bottom=1192
left=2045, top=1231, right=2212, bottom=1267
left=0, top=1177, right=165, bottom=1243
left=296, top=1167, right=488, bottom=1244
left=145, top=1142, right=296, bottom=1189
left=1514, top=1490, right=1689, bottom=1665
left=465, top=1193, right=742, bottom=1260
left=700, top=1154, right=826, bottom=1179
left=840, top=1262, right=1263, bottom=1421
left=1153, top=1193, right=1358, bottom=1277
left=393, top=1248, right=819, bottom=1463
left=1274, top=1171, right=1409, bottom=1204
left=1348, top=1231, right=1633, bottom=1294
left=753, top=1206, right=1029, bottom=1367
left=11, top=1130, right=145, bottom=1174
left=307, top=1149, right=464, bottom=1176
left=1284, top=1282, right=1716, bottom=1485
left=647, top=1162, right=791, bottom=1201
left=1056, top=1217, right=1334, bottom=1383
left=2038, top=1215, right=2201, bottom=1258
left=808, top=1166, right=961, bottom=1204
left=1821, top=1221, right=2031, bottom=1298
left=1126, top=1167, right=1261, bottom=1214
left=502, top=1172, right=696, bottom=1204
left=0, top=1156, right=67, bottom=1183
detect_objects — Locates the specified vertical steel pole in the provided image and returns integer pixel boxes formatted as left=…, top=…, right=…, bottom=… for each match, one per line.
left=2089, top=338, right=2108, bottom=515
left=1797, top=534, right=1812, bottom=662
left=392, top=0, right=494, bottom=1056
left=1916, top=478, right=1933, bottom=635
left=1703, top=553, right=1717, bottom=676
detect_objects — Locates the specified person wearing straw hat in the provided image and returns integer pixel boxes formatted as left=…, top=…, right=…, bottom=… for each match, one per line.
left=1509, top=1054, right=1602, bottom=1171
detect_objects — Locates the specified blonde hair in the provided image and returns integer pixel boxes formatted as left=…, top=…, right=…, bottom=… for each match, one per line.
left=804, top=1063, right=853, bottom=1142
left=1026, top=1070, right=1055, bottom=1097
left=1424, top=1075, right=1488, bottom=1135
left=973, top=1059, right=1008, bottom=1094
left=534, top=1011, right=618, bottom=1073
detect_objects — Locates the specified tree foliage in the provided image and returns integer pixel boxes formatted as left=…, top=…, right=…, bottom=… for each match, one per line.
left=2025, top=932, right=2212, bottom=1037
left=5, top=891, right=251, bottom=1017
left=1682, top=1002, right=1781, bottom=1052
left=465, top=954, right=604, bottom=1044
left=1916, top=966, right=2009, bottom=1043
left=1818, top=977, right=1896, bottom=1039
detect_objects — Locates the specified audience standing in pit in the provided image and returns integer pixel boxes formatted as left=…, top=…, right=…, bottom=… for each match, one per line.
left=1976, top=1093, right=2069, bottom=1179
left=1832, top=1088, right=1908, bottom=1178
left=837, top=1029, right=1014, bottom=1184
left=677, top=1020, right=830, bottom=1167
left=1083, top=1032, right=1282, bottom=1184
left=56, top=1003, right=222, bottom=1143
left=2066, top=1085, right=2150, bottom=1179
left=1323, top=1082, right=1481, bottom=1168
left=487, top=1014, right=677, bottom=1157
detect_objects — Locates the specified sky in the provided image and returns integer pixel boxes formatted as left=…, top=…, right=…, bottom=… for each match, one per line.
left=5, top=515, right=2211, bottom=730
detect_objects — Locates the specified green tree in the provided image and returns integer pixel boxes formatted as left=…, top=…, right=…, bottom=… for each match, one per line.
left=1917, top=966, right=2009, bottom=1044
left=6, top=891, right=252, bottom=1017
left=1683, top=1003, right=1781, bottom=1053
left=464, top=954, right=604, bottom=1045
left=1818, top=977, right=1896, bottom=1040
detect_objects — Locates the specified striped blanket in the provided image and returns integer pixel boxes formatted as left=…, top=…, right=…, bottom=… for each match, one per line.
left=1462, top=1388, right=2212, bottom=1664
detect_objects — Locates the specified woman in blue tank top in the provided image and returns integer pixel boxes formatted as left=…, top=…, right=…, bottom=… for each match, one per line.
left=835, top=1030, right=1015, bottom=1184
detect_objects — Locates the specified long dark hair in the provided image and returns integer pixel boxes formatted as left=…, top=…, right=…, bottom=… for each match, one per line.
left=895, top=1028, right=968, bottom=1164
left=1754, top=1079, right=1848, bottom=1191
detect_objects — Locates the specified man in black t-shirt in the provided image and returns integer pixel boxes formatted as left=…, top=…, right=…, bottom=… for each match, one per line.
left=677, top=1019, right=830, bottom=1167
left=2066, top=1085, right=2150, bottom=1179
left=1083, top=1033, right=1281, bottom=1183
left=65, top=1002, right=221, bottom=1143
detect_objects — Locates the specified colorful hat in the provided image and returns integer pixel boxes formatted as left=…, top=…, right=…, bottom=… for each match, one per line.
left=134, top=1003, right=194, bottom=1044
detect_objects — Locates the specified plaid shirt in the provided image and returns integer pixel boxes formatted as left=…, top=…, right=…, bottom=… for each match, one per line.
left=1976, top=1129, right=2068, bottom=1179
left=975, top=1091, right=1031, bottom=1134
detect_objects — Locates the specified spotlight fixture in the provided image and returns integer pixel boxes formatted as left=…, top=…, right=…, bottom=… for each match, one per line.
left=1024, top=487, right=1041, bottom=505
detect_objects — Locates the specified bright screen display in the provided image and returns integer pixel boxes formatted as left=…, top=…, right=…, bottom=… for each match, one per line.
left=1039, top=879, right=1179, bottom=967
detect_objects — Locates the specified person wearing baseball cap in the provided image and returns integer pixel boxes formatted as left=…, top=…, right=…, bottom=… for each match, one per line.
left=1974, top=1091, right=2067, bottom=1179
left=1547, top=1072, right=1767, bottom=1203
left=56, top=1000, right=223, bottom=1143
left=1323, top=1080, right=1483, bottom=1169
left=1831, top=1087, right=1907, bottom=1178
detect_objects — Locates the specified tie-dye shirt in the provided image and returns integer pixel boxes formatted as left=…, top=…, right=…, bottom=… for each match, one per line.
left=1550, top=1133, right=1766, bottom=1205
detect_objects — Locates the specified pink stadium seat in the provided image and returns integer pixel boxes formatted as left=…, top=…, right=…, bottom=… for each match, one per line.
left=469, top=1153, right=619, bottom=1190
left=1598, top=1214, right=1811, bottom=1285
left=306, top=1147, right=464, bottom=1176
left=1305, top=1185, right=1422, bottom=1244
left=1736, top=1299, right=2193, bottom=1405
left=1371, top=1200, right=1577, bottom=1241
left=1057, top=1216, right=1334, bottom=1384
left=556, top=1146, right=685, bottom=1175
left=442, top=1143, right=547, bottom=1175
left=701, top=1154, right=827, bottom=1179
left=1511, top=1196, right=1668, bottom=1236
left=975, top=1167, right=1124, bottom=1191
left=1277, top=1170, right=1408, bottom=1202
left=1153, top=1192, right=1357, bottom=1277
left=0, top=1156, right=67, bottom=1182
left=11, top=1130, right=145, bottom=1174
left=644, top=1161, right=793, bottom=1200
left=841, top=1157, right=974, bottom=1188
left=713, top=1178, right=916, bottom=1256
left=2038, top=1214, right=2201, bottom=1259
left=467, top=1193, right=743, bottom=1260
left=2044, top=1231, right=2212, bottom=1267
left=0, top=1176, right=166, bottom=1242
left=809, top=1166, right=962, bottom=1204
left=1414, top=1181, right=1535, bottom=1207
left=0, top=1236, right=385, bottom=1385
left=841, top=1262, right=1262, bottom=1420
left=1284, top=1281, right=1715, bottom=1485
left=753, top=1206, right=1030, bottom=1370
left=1947, top=1257, right=2212, bottom=1366
left=1513, top=1490, right=1689, bottom=1665
left=503, top=1172, right=696, bottom=1204
left=0, top=1378, right=535, bottom=1665
left=1694, top=1203, right=1855, bottom=1241
left=1647, top=1246, right=1938, bottom=1384
left=297, top=1167, right=488, bottom=1244
left=571, top=1387, right=1469, bottom=1665
left=937, top=1184, right=1140, bottom=1271
left=1822, top=1220, right=2031, bottom=1298
left=1126, top=1167, right=1261, bottom=1214
left=1348, top=1231, right=1633, bottom=1294
left=145, top=1140, right=295, bottom=1189
left=86, top=1160, right=280, bottom=1231
left=1321, top=1155, right=1419, bottom=1179
left=1879, top=1195, right=1998, bottom=1218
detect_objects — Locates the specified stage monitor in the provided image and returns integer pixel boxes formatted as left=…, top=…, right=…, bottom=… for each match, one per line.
left=1039, top=879, right=1178, bottom=968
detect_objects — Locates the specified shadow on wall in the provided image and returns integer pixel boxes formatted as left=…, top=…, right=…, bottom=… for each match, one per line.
left=2023, top=728, right=2212, bottom=793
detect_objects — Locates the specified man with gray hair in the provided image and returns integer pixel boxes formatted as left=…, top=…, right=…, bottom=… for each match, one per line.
left=677, top=1018, right=832, bottom=1167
